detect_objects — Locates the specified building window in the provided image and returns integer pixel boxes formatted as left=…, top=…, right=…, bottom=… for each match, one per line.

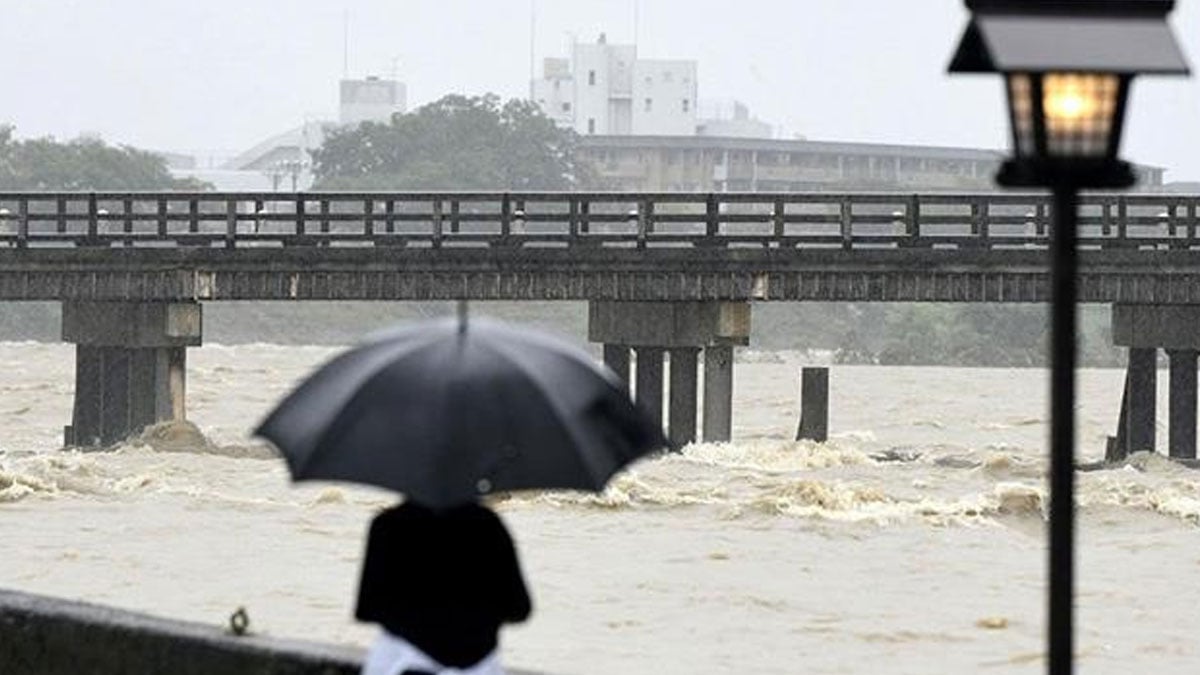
left=588, top=70, right=596, bottom=86
left=663, top=71, right=674, bottom=83
left=644, top=98, right=653, bottom=112
left=562, top=102, right=571, bottom=112
left=682, top=99, right=690, bottom=113
left=588, top=118, right=595, bottom=134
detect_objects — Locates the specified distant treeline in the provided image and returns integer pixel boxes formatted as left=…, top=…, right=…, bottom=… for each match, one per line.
left=0, top=301, right=1123, bottom=368
left=0, top=125, right=202, bottom=191
left=754, top=303, right=1121, bottom=367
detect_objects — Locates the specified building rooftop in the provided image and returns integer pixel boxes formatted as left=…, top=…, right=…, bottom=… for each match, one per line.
left=579, top=134, right=1007, bottom=161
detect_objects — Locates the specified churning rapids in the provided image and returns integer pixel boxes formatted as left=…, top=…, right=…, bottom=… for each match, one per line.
left=2, top=341, right=1198, bottom=674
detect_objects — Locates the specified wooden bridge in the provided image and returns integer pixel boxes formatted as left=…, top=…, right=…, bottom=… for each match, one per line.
left=1, top=191, right=1200, bottom=303
left=2, top=191, right=1198, bottom=457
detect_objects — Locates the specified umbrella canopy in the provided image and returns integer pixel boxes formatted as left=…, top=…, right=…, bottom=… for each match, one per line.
left=255, top=317, right=668, bottom=507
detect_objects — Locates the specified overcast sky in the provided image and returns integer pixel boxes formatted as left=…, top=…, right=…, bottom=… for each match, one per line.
left=1, top=1, right=1197, bottom=180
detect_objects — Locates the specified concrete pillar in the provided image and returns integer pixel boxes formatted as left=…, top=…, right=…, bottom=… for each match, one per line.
left=1106, top=369, right=1132, bottom=463
left=588, top=301, right=751, bottom=350
left=588, top=300, right=750, bottom=444
left=62, top=302, right=201, bottom=447
left=167, top=346, right=187, bottom=421
left=668, top=348, right=699, bottom=448
left=634, top=347, right=664, bottom=429
left=1126, top=348, right=1157, bottom=455
left=703, top=345, right=733, bottom=442
left=796, top=367, right=829, bottom=442
left=603, top=343, right=630, bottom=388
left=1167, top=348, right=1197, bottom=459
left=1107, top=305, right=1200, bottom=458
left=68, top=346, right=102, bottom=446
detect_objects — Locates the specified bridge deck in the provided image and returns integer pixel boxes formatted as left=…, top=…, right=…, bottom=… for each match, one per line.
left=2, top=192, right=1199, bottom=303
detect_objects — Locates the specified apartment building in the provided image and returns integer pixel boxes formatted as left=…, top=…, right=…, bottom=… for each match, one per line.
left=532, top=34, right=698, bottom=136
left=578, top=135, right=1165, bottom=191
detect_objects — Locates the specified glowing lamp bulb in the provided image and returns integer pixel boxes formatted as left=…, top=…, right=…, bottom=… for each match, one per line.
left=1043, top=74, right=1106, bottom=123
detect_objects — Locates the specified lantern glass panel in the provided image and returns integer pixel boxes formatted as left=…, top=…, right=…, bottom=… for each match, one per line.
left=1042, top=72, right=1119, bottom=157
left=1006, top=73, right=1035, bottom=156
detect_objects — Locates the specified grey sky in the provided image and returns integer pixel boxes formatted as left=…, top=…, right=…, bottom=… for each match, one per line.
left=1, top=0, right=1196, bottom=180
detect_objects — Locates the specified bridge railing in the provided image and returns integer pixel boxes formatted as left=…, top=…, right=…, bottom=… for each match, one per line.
left=0, top=192, right=1197, bottom=250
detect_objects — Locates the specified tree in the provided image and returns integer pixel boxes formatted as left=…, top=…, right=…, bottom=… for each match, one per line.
left=311, top=94, right=591, bottom=190
left=0, top=125, right=204, bottom=190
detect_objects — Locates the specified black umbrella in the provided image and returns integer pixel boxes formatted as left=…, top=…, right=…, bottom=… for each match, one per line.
left=255, top=316, right=667, bottom=507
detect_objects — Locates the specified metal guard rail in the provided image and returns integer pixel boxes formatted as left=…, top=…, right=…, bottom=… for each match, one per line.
left=1, top=191, right=1197, bottom=250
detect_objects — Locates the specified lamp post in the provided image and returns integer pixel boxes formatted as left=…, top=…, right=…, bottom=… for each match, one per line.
left=948, top=2, right=1188, bottom=674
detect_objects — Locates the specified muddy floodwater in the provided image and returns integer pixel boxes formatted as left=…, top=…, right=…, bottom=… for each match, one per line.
left=2, top=341, right=1198, bottom=674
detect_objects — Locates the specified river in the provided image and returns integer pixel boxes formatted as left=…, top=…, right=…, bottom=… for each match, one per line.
left=1, top=340, right=1197, bottom=674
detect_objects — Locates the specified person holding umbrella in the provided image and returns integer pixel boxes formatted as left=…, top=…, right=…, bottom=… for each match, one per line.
left=255, top=313, right=668, bottom=675
left=355, top=499, right=531, bottom=675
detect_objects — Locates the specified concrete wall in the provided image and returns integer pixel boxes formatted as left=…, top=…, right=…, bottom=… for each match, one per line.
left=0, top=589, right=543, bottom=675
left=0, top=589, right=360, bottom=675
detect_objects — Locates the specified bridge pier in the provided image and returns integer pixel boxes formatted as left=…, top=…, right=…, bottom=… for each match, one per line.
left=589, top=301, right=750, bottom=446
left=669, top=347, right=700, bottom=449
left=62, top=302, right=201, bottom=447
left=603, top=344, right=631, bottom=385
left=1110, top=304, right=1200, bottom=461
left=702, top=346, right=733, bottom=443
left=1167, top=348, right=1197, bottom=459
left=633, top=346, right=665, bottom=427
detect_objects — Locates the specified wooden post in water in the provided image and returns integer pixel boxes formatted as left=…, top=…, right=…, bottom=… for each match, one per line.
left=1167, top=348, right=1198, bottom=459
left=603, top=344, right=630, bottom=389
left=668, top=347, right=699, bottom=448
left=167, top=347, right=187, bottom=422
left=795, top=367, right=829, bottom=442
left=702, top=346, right=733, bottom=442
left=1127, top=348, right=1158, bottom=455
left=634, top=346, right=664, bottom=429
left=1105, top=369, right=1131, bottom=463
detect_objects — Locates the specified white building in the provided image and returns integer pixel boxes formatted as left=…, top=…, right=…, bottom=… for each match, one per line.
left=339, top=76, right=407, bottom=126
left=217, top=119, right=332, bottom=190
left=532, top=34, right=698, bottom=136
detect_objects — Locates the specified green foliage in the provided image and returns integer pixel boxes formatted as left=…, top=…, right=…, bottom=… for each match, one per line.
left=873, top=305, right=1047, bottom=366
left=311, top=94, right=592, bottom=190
left=0, top=125, right=203, bottom=190
left=756, top=302, right=1123, bottom=367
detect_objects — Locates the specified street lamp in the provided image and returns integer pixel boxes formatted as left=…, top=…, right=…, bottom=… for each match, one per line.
left=949, top=2, right=1188, bottom=674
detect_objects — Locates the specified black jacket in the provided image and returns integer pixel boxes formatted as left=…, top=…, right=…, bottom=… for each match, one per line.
left=355, top=502, right=532, bottom=668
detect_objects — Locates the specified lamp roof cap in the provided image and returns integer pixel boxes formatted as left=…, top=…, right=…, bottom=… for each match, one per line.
left=966, top=0, right=1174, bottom=16
left=950, top=0, right=1188, bottom=74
